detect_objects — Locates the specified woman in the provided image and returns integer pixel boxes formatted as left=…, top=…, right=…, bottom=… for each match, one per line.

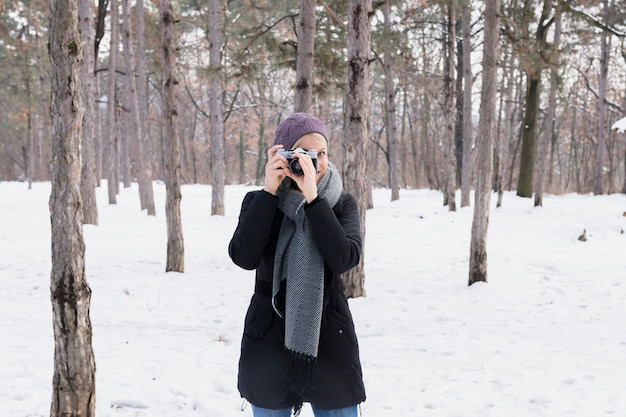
left=229, top=113, right=366, bottom=417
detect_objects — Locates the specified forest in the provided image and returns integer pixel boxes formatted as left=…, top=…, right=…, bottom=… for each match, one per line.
left=2, top=0, right=626, bottom=205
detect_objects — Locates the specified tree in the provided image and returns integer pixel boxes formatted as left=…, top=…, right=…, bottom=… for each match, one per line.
left=511, top=0, right=554, bottom=198
left=442, top=0, right=457, bottom=211
left=383, top=0, right=399, bottom=201
left=48, top=0, right=96, bottom=415
left=294, top=0, right=317, bottom=113
left=342, top=0, right=372, bottom=298
left=209, top=0, right=225, bottom=215
left=459, top=0, right=472, bottom=208
left=105, top=0, right=119, bottom=204
left=160, top=0, right=185, bottom=272
left=135, top=0, right=156, bottom=215
left=122, top=0, right=155, bottom=215
left=469, top=0, right=500, bottom=285
left=79, top=0, right=98, bottom=225
left=535, top=3, right=562, bottom=207
left=594, top=0, right=612, bottom=195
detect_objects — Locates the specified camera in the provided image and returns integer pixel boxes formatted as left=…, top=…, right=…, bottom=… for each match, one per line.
left=277, top=148, right=318, bottom=176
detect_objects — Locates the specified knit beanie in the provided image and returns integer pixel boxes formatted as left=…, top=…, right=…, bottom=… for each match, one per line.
left=274, top=113, right=329, bottom=150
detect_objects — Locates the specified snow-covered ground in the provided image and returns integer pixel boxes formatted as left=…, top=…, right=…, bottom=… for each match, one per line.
left=1, top=181, right=625, bottom=417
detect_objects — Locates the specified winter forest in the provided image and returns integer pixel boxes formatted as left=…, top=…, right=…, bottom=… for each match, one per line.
left=2, top=0, right=626, bottom=198
left=3, top=0, right=626, bottom=416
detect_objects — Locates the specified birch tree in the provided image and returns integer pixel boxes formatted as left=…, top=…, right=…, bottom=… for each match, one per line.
left=48, top=0, right=96, bottom=414
left=160, top=0, right=185, bottom=272
left=469, top=0, right=500, bottom=285
left=342, top=0, right=372, bottom=298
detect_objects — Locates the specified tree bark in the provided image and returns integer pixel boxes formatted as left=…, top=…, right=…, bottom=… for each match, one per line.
left=79, top=0, right=98, bottom=225
left=135, top=0, right=156, bottom=214
left=469, top=0, right=500, bottom=286
left=48, top=0, right=96, bottom=415
left=122, top=0, right=154, bottom=215
left=460, top=0, right=472, bottom=208
left=594, top=0, right=611, bottom=195
left=383, top=0, right=399, bottom=201
left=105, top=0, right=119, bottom=204
left=209, top=0, right=225, bottom=215
left=294, top=0, right=317, bottom=113
left=443, top=1, right=457, bottom=211
left=535, top=5, right=562, bottom=207
left=341, top=0, right=371, bottom=299
left=160, top=0, right=185, bottom=272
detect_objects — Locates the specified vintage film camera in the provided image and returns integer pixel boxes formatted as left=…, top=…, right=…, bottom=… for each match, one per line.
left=277, top=148, right=318, bottom=176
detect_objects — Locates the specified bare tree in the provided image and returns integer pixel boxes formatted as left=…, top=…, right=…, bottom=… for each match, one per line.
left=535, top=3, right=562, bottom=207
left=79, top=0, right=98, bottom=225
left=135, top=0, right=156, bottom=215
left=160, top=0, right=185, bottom=272
left=513, top=0, right=554, bottom=198
left=442, top=1, right=457, bottom=211
left=48, top=0, right=96, bottom=415
left=342, top=0, right=372, bottom=298
left=595, top=0, right=612, bottom=195
left=121, top=0, right=155, bottom=215
left=460, top=0, right=472, bottom=208
left=383, top=0, right=399, bottom=201
left=294, top=0, right=317, bottom=113
left=105, top=0, right=119, bottom=204
left=209, top=0, right=225, bottom=215
left=469, top=0, right=500, bottom=285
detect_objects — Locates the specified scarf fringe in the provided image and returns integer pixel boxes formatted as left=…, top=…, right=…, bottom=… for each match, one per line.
left=285, top=349, right=318, bottom=416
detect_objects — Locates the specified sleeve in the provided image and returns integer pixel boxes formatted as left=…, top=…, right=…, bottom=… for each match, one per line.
left=228, top=190, right=279, bottom=270
left=305, top=193, right=362, bottom=275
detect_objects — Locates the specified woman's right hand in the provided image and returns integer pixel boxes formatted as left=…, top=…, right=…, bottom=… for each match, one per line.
left=263, top=144, right=288, bottom=195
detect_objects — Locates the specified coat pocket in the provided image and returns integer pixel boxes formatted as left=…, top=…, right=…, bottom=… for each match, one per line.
left=243, top=296, right=275, bottom=340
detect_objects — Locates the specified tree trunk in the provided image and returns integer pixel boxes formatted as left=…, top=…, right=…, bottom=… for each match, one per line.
left=135, top=0, right=156, bottom=215
left=383, top=0, right=399, bottom=201
left=209, top=0, right=225, bottom=215
left=160, top=0, right=185, bottom=272
left=48, top=0, right=96, bottom=415
left=594, top=0, right=611, bottom=195
left=443, top=1, right=457, bottom=211
left=294, top=0, right=316, bottom=113
left=516, top=74, right=540, bottom=197
left=105, top=0, right=118, bottom=204
left=341, top=0, right=372, bottom=299
left=79, top=0, right=98, bottom=225
left=122, top=0, right=154, bottom=215
left=535, top=5, right=561, bottom=207
left=515, top=0, right=552, bottom=198
left=460, top=0, right=472, bottom=208
left=469, top=0, right=500, bottom=286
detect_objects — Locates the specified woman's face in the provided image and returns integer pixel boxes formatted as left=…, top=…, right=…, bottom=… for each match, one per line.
left=293, top=133, right=328, bottom=183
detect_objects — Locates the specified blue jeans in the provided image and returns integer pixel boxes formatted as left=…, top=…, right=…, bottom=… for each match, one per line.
left=251, top=404, right=358, bottom=417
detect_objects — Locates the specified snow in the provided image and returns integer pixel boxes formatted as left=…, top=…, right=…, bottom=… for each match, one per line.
left=2, top=181, right=626, bottom=417
left=613, top=117, right=626, bottom=133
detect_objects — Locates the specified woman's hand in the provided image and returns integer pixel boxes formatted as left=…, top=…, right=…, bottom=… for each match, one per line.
left=263, top=145, right=288, bottom=195
left=284, top=152, right=318, bottom=203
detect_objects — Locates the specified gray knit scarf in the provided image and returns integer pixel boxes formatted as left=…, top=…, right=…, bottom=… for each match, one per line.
left=272, top=162, right=342, bottom=409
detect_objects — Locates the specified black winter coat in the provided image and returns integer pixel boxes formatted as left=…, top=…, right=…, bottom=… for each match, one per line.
left=228, top=189, right=366, bottom=410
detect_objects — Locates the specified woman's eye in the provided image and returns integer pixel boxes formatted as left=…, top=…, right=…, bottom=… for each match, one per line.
left=318, top=151, right=326, bottom=156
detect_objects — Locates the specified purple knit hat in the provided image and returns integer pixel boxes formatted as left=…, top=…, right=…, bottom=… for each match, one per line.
left=274, top=113, right=329, bottom=150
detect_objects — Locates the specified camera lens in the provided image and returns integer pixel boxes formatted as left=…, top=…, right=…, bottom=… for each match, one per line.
left=290, top=159, right=304, bottom=176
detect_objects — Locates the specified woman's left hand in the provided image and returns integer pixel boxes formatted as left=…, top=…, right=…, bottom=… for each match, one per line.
left=285, top=153, right=318, bottom=203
